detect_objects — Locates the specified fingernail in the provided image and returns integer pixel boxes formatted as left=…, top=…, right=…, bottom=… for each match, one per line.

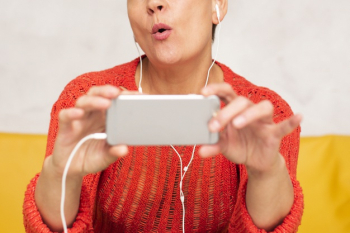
left=233, top=116, right=246, bottom=127
left=209, top=120, right=221, bottom=132
left=119, top=146, right=128, bottom=155
left=198, top=147, right=208, bottom=158
left=202, top=88, right=210, bottom=95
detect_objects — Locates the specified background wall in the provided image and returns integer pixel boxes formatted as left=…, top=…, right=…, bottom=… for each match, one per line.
left=1, top=0, right=349, bottom=136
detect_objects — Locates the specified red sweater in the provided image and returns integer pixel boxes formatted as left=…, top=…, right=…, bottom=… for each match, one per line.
left=23, top=58, right=303, bottom=232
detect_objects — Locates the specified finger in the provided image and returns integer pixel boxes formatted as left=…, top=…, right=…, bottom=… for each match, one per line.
left=208, top=96, right=252, bottom=132
left=274, top=114, right=303, bottom=139
left=58, top=108, right=84, bottom=132
left=108, top=145, right=129, bottom=158
left=198, top=144, right=221, bottom=158
left=87, top=85, right=120, bottom=99
left=75, top=95, right=111, bottom=111
left=232, top=100, right=274, bottom=129
left=201, top=83, right=237, bottom=104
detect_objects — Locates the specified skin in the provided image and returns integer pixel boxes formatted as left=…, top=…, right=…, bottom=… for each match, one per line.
left=35, top=0, right=301, bottom=231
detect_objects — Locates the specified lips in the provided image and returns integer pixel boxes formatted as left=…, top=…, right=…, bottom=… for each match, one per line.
left=152, top=23, right=172, bottom=41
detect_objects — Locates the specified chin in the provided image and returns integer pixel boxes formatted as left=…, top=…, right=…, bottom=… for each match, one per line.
left=150, top=45, right=196, bottom=68
left=151, top=49, right=182, bottom=66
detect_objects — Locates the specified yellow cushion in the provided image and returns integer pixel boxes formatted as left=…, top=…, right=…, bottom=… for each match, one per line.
left=0, top=133, right=46, bottom=233
left=0, top=133, right=349, bottom=232
left=297, top=135, right=350, bottom=233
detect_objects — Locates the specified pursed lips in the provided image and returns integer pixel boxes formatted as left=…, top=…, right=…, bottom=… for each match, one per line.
left=152, top=23, right=172, bottom=34
left=152, top=23, right=172, bottom=40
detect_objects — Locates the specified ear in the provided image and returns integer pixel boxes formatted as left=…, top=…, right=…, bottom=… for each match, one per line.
left=212, top=0, right=228, bottom=24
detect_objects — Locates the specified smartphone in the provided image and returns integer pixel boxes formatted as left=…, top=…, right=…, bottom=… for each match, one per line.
left=106, top=95, right=220, bottom=145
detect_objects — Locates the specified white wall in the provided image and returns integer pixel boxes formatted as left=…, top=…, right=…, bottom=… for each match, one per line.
left=1, top=0, right=349, bottom=136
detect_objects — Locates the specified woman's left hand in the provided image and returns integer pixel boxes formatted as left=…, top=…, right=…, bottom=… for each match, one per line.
left=198, top=83, right=302, bottom=174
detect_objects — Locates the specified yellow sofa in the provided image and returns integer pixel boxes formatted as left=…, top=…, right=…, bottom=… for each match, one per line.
left=0, top=133, right=349, bottom=232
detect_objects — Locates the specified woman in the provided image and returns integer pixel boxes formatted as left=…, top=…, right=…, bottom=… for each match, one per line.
left=23, top=0, right=304, bottom=232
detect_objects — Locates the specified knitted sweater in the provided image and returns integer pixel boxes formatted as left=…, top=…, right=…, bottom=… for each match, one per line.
left=23, top=58, right=304, bottom=232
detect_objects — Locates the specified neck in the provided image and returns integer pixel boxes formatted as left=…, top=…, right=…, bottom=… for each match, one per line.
left=137, top=53, right=223, bottom=95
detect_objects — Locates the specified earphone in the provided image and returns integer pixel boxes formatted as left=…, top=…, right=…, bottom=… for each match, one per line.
left=216, top=4, right=220, bottom=20
left=60, top=4, right=222, bottom=233
left=135, top=4, right=222, bottom=232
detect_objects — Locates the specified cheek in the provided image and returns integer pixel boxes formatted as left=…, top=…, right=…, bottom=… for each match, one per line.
left=127, top=3, right=146, bottom=39
left=178, top=8, right=213, bottom=49
left=184, top=1, right=212, bottom=33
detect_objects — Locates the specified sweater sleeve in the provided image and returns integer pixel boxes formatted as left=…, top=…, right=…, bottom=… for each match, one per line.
left=23, top=173, right=100, bottom=233
left=228, top=88, right=304, bottom=232
left=22, top=76, right=102, bottom=232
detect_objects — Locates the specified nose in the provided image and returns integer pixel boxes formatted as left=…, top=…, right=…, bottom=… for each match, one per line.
left=147, top=0, right=165, bottom=15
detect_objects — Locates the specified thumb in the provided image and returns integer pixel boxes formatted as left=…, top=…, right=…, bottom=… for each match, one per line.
left=108, top=145, right=129, bottom=158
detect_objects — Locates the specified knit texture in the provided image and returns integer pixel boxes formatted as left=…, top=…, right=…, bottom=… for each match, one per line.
left=23, top=58, right=304, bottom=232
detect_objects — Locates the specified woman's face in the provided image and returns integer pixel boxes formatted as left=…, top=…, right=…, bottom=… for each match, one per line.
left=127, top=0, right=217, bottom=66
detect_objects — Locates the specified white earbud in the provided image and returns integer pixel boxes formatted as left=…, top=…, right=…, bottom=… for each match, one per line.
left=215, top=4, right=220, bottom=21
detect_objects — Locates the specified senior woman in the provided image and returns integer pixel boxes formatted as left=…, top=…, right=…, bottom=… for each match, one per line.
left=23, top=0, right=303, bottom=232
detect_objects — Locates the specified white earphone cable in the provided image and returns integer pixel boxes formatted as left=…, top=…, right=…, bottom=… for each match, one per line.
left=171, top=145, right=196, bottom=233
left=61, top=133, right=107, bottom=233
left=135, top=6, right=221, bottom=232
left=135, top=42, right=143, bottom=93
left=205, top=11, right=222, bottom=87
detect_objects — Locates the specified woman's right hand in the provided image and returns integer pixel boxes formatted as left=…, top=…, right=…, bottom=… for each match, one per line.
left=50, top=85, right=136, bottom=178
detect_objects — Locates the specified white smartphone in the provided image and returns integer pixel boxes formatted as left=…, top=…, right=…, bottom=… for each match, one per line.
left=106, top=95, right=220, bottom=145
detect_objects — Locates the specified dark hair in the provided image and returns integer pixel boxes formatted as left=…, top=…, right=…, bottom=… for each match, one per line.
left=212, top=24, right=217, bottom=41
